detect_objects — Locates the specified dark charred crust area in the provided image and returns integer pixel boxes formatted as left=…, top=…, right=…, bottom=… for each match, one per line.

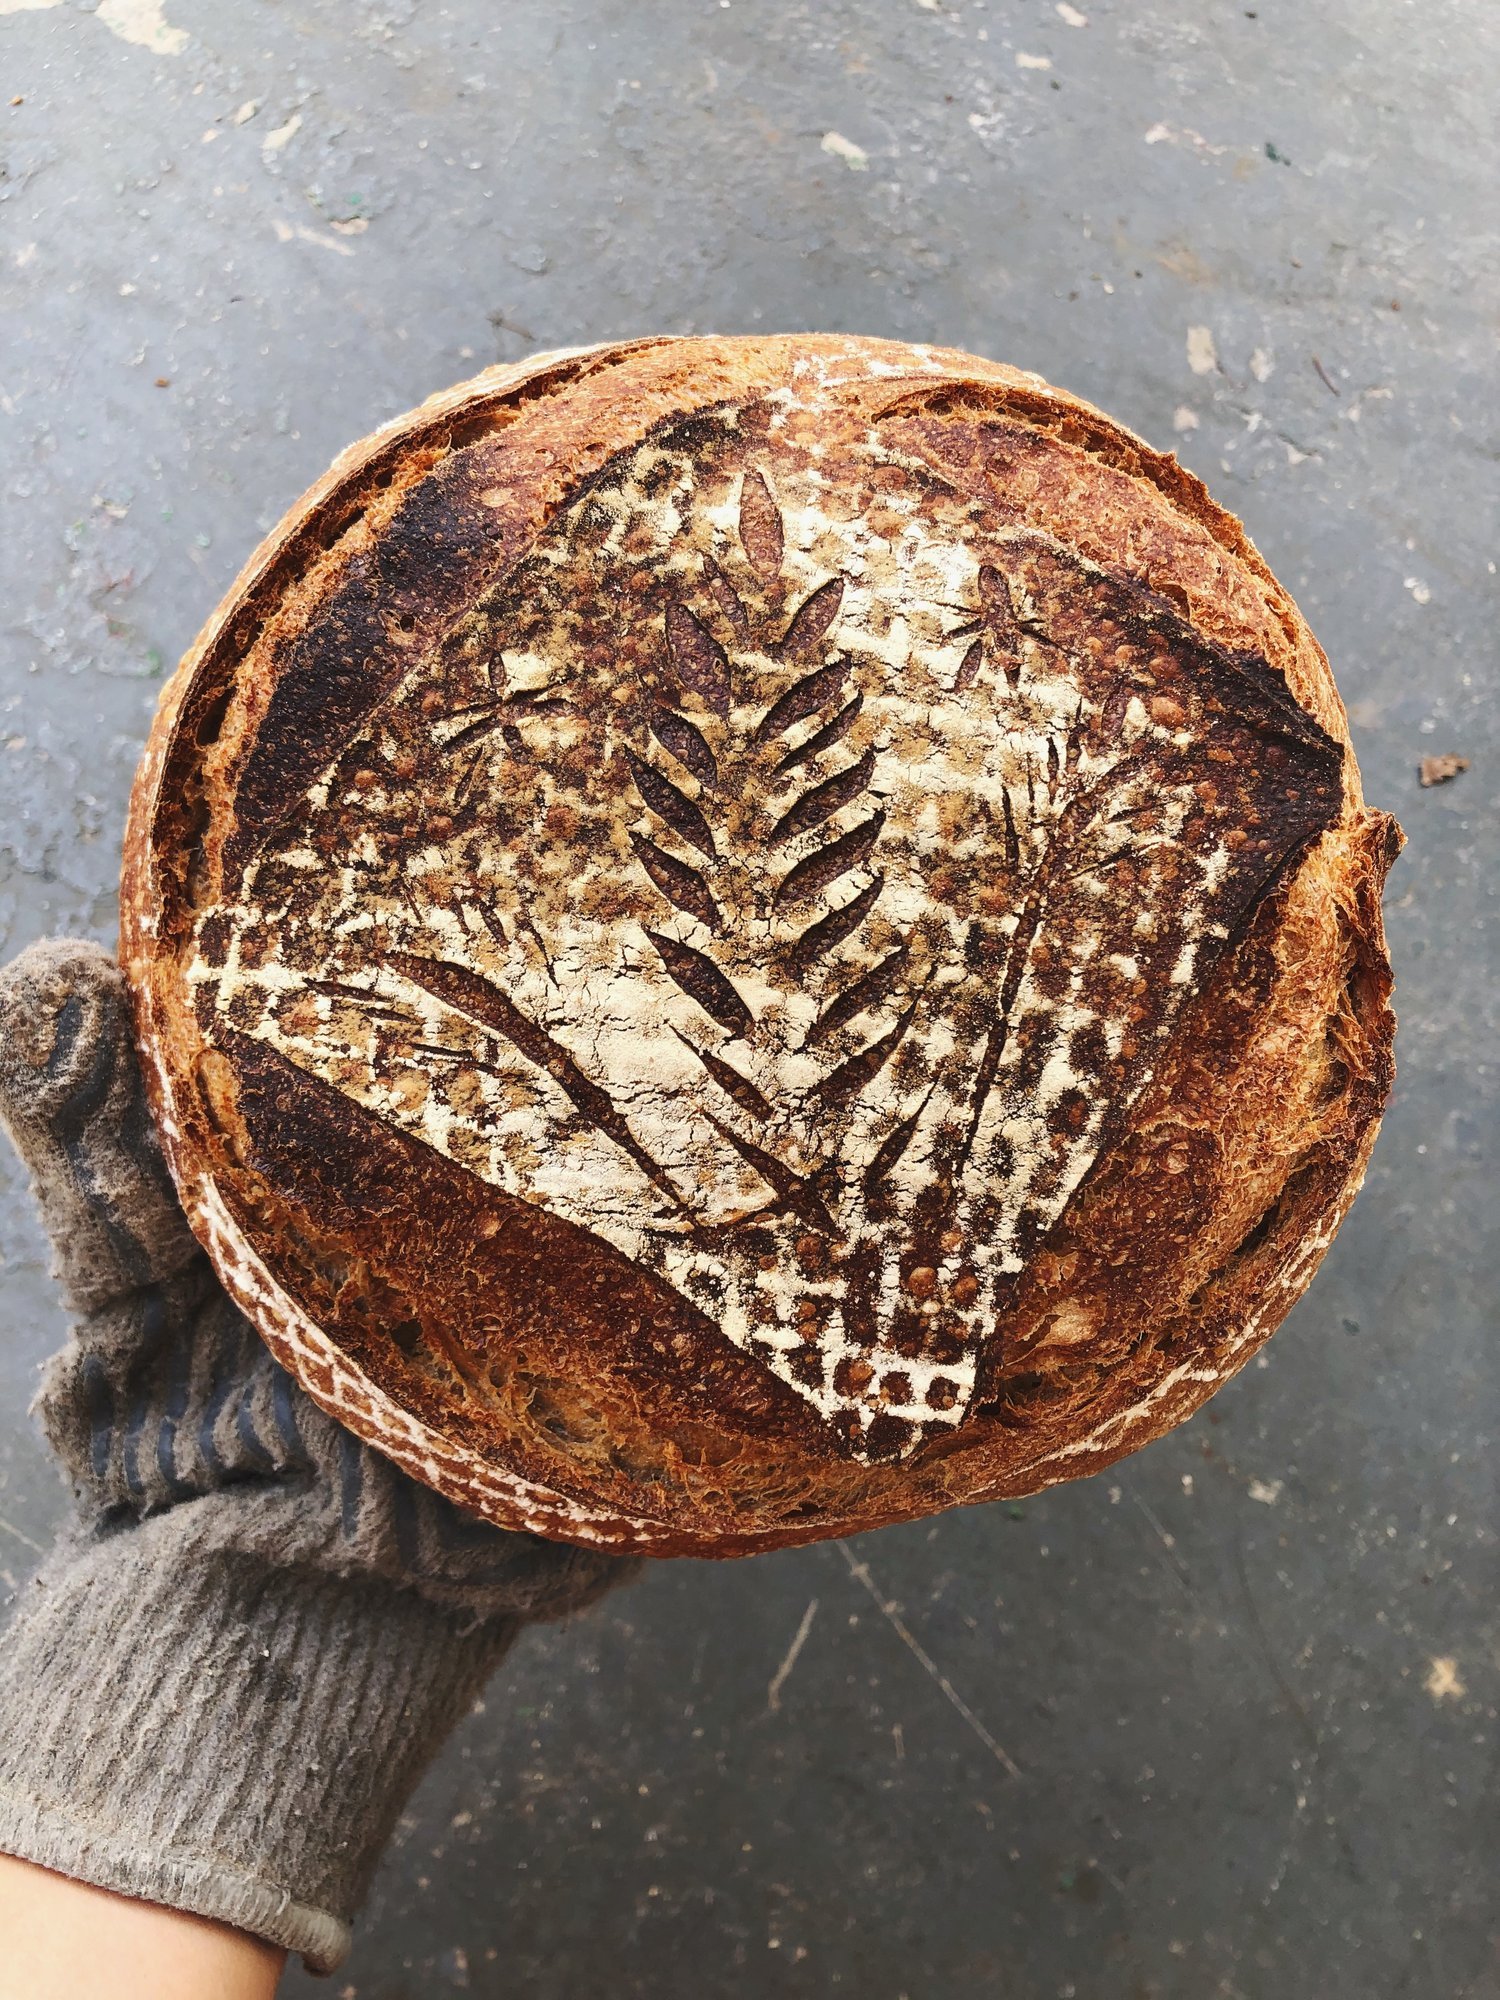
left=223, top=470, right=500, bottom=878
left=149, top=340, right=677, bottom=944
left=127, top=334, right=1401, bottom=1551
left=206, top=1026, right=876, bottom=1534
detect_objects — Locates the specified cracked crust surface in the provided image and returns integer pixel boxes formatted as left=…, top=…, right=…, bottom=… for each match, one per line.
left=120, top=334, right=1400, bottom=1555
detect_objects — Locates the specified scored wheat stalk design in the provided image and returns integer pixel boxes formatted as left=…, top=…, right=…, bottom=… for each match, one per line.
left=615, top=468, right=926, bottom=1238
left=386, top=465, right=917, bottom=1248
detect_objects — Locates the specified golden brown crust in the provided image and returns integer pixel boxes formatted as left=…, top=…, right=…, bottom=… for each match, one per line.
left=121, top=335, right=1400, bottom=1555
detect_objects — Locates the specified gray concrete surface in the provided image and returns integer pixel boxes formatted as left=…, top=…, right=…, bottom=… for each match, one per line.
left=1, top=2, right=1495, bottom=1995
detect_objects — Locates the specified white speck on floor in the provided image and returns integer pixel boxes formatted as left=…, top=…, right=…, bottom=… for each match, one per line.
left=262, top=111, right=303, bottom=154
left=821, top=131, right=869, bottom=168
left=1186, top=325, right=1218, bottom=375
left=1424, top=1657, right=1464, bottom=1701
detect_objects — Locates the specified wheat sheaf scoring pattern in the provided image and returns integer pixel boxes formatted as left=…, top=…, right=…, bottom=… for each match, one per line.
left=193, top=415, right=1342, bottom=1463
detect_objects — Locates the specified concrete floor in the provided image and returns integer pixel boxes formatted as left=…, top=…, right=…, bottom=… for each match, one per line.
left=1, top=2, right=1495, bottom=1995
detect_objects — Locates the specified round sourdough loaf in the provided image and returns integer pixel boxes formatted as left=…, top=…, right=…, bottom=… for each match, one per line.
left=121, top=335, right=1400, bottom=1555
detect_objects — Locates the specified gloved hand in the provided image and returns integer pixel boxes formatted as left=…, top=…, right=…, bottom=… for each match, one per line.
left=0, top=938, right=634, bottom=1974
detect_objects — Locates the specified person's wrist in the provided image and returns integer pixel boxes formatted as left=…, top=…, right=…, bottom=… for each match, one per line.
left=0, top=1853, right=284, bottom=2000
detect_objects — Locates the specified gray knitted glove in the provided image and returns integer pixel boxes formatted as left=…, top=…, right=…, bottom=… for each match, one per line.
left=0, top=938, right=633, bottom=1973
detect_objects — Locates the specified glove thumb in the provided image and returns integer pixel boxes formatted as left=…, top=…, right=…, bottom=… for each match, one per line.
left=0, top=938, right=199, bottom=1314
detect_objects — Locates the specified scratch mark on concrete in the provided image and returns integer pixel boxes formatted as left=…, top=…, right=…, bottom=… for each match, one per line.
left=0, top=1513, right=44, bottom=1556
left=1131, top=1491, right=1195, bottom=1599
left=767, top=1596, right=819, bottom=1712
left=1144, top=122, right=1229, bottom=157
left=836, top=1543, right=1021, bottom=1778
left=1232, top=1525, right=1364, bottom=1893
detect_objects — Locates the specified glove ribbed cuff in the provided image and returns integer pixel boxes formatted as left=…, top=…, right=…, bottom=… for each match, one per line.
left=0, top=1501, right=517, bottom=1973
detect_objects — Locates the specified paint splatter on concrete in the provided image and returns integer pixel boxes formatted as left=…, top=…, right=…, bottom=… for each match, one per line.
left=1, top=0, right=185, bottom=51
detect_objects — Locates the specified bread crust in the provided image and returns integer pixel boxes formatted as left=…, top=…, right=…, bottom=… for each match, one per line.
left=121, top=335, right=1399, bottom=1555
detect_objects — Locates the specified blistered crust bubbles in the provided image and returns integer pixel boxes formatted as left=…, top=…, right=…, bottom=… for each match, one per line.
left=122, top=335, right=1399, bottom=1554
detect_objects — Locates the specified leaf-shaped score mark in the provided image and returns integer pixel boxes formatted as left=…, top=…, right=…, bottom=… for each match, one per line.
left=860, top=1087, right=934, bottom=1199
left=771, top=746, right=877, bottom=846
left=774, top=578, right=846, bottom=663
left=650, top=706, right=718, bottom=791
left=754, top=658, right=851, bottom=746
left=665, top=602, right=731, bottom=716
left=703, top=557, right=751, bottom=645
left=673, top=1027, right=774, bottom=1123
left=646, top=929, right=753, bottom=1037
left=978, top=563, right=1022, bottom=641
left=701, top=1110, right=839, bottom=1236
left=630, top=831, right=723, bottom=933
left=782, top=873, right=884, bottom=978
left=810, top=1000, right=919, bottom=1108
left=804, top=938, right=909, bottom=1049
left=774, top=692, right=863, bottom=776
left=388, top=951, right=694, bottom=1219
left=738, top=469, right=784, bottom=579
left=774, top=810, right=886, bottom=911
left=626, top=748, right=717, bottom=860
left=977, top=566, right=1025, bottom=686
left=948, top=564, right=1023, bottom=691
